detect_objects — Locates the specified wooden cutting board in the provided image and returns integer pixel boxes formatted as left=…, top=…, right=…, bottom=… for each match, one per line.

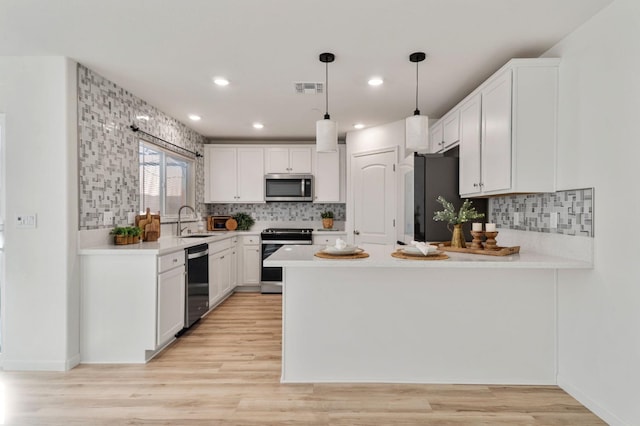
left=135, top=208, right=161, bottom=241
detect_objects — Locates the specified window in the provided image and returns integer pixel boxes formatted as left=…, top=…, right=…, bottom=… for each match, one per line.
left=139, top=141, right=195, bottom=218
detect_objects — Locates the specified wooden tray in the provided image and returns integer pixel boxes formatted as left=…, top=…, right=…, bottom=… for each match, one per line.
left=315, top=250, right=369, bottom=259
left=391, top=249, right=449, bottom=260
left=437, top=242, right=520, bottom=256
left=135, top=208, right=161, bottom=241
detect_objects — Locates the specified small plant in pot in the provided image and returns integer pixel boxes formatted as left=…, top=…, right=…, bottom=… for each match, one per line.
left=111, top=227, right=128, bottom=245
left=233, top=212, right=255, bottom=231
left=130, top=226, right=142, bottom=243
left=321, top=211, right=334, bottom=229
left=433, top=196, right=484, bottom=248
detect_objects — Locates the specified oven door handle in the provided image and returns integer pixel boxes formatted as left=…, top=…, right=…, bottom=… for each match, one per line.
left=261, top=240, right=311, bottom=245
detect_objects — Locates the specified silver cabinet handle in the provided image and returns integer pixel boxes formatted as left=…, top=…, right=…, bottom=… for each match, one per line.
left=473, top=183, right=478, bottom=187
left=354, top=230, right=360, bottom=235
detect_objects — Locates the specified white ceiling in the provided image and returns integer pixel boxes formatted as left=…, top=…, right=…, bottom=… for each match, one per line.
left=0, top=0, right=612, bottom=140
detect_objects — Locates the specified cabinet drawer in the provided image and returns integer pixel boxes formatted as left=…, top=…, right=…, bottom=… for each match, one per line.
left=158, top=250, right=185, bottom=273
left=242, top=235, right=259, bottom=245
left=209, top=238, right=231, bottom=254
left=313, top=234, right=347, bottom=245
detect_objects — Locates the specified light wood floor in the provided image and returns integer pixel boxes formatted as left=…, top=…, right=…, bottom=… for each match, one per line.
left=1, top=293, right=605, bottom=425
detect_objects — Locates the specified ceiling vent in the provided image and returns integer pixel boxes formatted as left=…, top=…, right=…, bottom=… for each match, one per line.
left=295, top=82, right=323, bottom=94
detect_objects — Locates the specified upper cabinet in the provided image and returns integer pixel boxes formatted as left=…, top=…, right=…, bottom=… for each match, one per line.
left=456, top=58, right=559, bottom=197
left=430, top=110, right=460, bottom=153
left=313, top=144, right=345, bottom=203
left=265, top=146, right=312, bottom=174
left=204, top=146, right=265, bottom=203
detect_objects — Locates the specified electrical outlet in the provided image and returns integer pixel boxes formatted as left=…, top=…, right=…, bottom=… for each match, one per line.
left=513, top=212, right=520, bottom=225
left=550, top=212, right=559, bottom=229
left=127, top=212, right=137, bottom=224
left=16, top=213, right=37, bottom=229
left=103, top=211, right=114, bottom=226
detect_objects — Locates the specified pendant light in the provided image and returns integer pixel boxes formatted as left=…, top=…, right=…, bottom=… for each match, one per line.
left=405, top=51, right=429, bottom=154
left=316, top=52, right=338, bottom=152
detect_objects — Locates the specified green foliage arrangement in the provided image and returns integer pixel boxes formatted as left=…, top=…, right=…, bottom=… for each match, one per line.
left=433, top=196, right=485, bottom=225
left=321, top=210, right=334, bottom=219
left=233, top=212, right=255, bottom=231
left=110, top=226, right=127, bottom=235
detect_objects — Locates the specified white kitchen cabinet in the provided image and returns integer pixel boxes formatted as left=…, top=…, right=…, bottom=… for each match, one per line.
left=204, top=146, right=264, bottom=203
left=208, top=237, right=234, bottom=307
left=313, top=232, right=347, bottom=245
left=265, top=146, right=312, bottom=174
left=229, top=237, right=238, bottom=288
left=157, top=263, right=185, bottom=346
left=312, top=144, right=345, bottom=203
left=80, top=250, right=186, bottom=363
left=457, top=59, right=559, bottom=197
left=240, top=235, right=261, bottom=285
left=429, top=110, right=460, bottom=153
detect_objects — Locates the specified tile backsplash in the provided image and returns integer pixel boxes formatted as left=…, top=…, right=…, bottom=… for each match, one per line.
left=489, top=188, right=594, bottom=237
left=208, top=203, right=346, bottom=222
left=77, top=65, right=206, bottom=230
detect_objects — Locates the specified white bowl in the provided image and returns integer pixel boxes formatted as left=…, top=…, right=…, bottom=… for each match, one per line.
left=323, top=245, right=359, bottom=255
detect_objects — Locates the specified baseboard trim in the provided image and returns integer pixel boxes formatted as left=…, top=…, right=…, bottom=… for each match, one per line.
left=2, top=359, right=72, bottom=371
left=558, top=374, right=628, bottom=426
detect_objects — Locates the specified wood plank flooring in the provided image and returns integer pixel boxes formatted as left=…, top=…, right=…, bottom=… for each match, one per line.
left=1, top=293, right=605, bottom=425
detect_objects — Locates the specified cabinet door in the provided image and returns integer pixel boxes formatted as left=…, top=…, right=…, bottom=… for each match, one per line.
left=313, top=233, right=347, bottom=246
left=157, top=265, right=185, bottom=346
left=265, top=148, right=290, bottom=173
left=210, top=252, right=224, bottom=304
left=481, top=69, right=512, bottom=193
left=206, top=147, right=238, bottom=202
left=242, top=245, right=261, bottom=284
left=220, top=249, right=232, bottom=295
left=313, top=149, right=340, bottom=202
left=459, top=94, right=482, bottom=196
left=289, top=147, right=312, bottom=174
left=442, top=110, right=460, bottom=149
left=229, top=246, right=238, bottom=288
left=429, top=122, right=444, bottom=153
left=237, top=147, right=265, bottom=202
left=208, top=254, right=220, bottom=307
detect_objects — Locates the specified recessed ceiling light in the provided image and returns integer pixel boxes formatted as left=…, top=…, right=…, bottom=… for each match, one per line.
left=368, top=77, right=384, bottom=86
left=188, top=114, right=201, bottom=121
left=213, top=77, right=230, bottom=86
left=353, top=123, right=365, bottom=129
left=253, top=122, right=264, bottom=129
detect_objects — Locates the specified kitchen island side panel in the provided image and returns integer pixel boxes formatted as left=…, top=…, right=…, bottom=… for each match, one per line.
left=282, top=266, right=556, bottom=384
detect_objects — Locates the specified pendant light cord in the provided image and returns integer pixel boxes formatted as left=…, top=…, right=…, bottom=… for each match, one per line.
left=324, top=61, right=330, bottom=119
left=414, top=60, right=420, bottom=115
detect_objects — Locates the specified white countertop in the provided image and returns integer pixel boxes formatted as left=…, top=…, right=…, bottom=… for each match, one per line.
left=264, top=243, right=592, bottom=269
left=79, top=231, right=259, bottom=256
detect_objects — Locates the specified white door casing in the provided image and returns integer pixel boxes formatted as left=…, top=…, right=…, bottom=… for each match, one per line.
left=352, top=149, right=396, bottom=245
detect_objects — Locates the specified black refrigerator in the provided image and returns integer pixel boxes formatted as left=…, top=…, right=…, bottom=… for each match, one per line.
left=413, top=148, right=487, bottom=243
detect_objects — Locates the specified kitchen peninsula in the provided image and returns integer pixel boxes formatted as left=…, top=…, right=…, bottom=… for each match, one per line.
left=265, top=243, right=591, bottom=385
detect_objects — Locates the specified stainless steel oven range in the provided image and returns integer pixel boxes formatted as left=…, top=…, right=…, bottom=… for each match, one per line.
left=260, top=228, right=313, bottom=293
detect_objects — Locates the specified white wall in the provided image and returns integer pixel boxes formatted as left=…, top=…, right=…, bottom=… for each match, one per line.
left=543, top=1, right=640, bottom=424
left=0, top=57, right=79, bottom=370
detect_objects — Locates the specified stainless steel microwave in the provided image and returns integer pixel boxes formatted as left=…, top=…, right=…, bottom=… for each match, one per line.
left=264, top=174, right=313, bottom=202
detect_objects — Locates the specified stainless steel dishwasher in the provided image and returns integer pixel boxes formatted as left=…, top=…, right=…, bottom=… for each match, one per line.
left=184, top=243, right=209, bottom=329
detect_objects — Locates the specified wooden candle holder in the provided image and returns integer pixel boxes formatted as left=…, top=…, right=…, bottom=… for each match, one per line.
left=470, top=231, right=484, bottom=249
left=484, top=231, right=499, bottom=250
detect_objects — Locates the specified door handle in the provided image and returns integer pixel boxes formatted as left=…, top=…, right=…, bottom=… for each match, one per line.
left=353, top=230, right=360, bottom=235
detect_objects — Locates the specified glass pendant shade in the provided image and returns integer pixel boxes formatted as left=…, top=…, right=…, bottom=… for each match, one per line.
left=316, top=118, right=338, bottom=152
left=405, top=114, right=429, bottom=154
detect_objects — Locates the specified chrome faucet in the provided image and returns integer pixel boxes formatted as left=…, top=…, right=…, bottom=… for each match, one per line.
left=177, top=205, right=196, bottom=236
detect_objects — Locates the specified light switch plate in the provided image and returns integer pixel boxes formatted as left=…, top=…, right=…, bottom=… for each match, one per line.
left=550, top=212, right=559, bottom=229
left=127, top=212, right=137, bottom=224
left=16, top=213, right=37, bottom=229
left=513, top=212, right=520, bottom=225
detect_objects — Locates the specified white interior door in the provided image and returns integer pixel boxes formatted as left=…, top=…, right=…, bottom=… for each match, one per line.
left=352, top=150, right=396, bottom=245
left=0, top=114, right=5, bottom=353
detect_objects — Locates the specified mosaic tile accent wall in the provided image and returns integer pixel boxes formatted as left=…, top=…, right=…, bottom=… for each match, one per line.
left=77, top=65, right=206, bottom=229
left=489, top=188, right=594, bottom=237
left=207, top=203, right=346, bottom=222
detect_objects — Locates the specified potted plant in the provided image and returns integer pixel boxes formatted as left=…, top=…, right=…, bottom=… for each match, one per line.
left=321, top=211, right=334, bottom=229
left=232, top=212, right=255, bottom=231
left=111, top=226, right=128, bottom=245
left=433, top=196, right=485, bottom=248
left=130, top=226, right=142, bottom=243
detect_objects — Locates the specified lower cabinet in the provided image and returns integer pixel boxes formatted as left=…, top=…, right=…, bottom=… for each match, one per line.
left=157, top=264, right=185, bottom=346
left=313, top=233, right=347, bottom=246
left=240, top=235, right=261, bottom=285
left=208, top=237, right=237, bottom=308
